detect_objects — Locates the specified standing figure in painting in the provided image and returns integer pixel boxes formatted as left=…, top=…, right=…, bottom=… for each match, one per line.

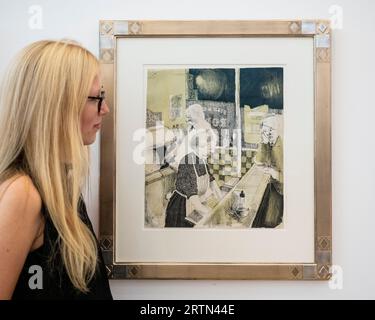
left=252, top=115, right=284, bottom=228
left=164, top=104, right=223, bottom=228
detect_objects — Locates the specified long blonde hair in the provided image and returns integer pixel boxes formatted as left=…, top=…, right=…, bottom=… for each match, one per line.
left=0, top=40, right=99, bottom=293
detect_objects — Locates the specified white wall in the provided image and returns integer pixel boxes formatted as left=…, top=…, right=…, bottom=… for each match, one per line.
left=0, top=0, right=374, bottom=300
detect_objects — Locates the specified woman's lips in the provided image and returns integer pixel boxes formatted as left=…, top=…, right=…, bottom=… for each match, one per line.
left=94, top=123, right=101, bottom=130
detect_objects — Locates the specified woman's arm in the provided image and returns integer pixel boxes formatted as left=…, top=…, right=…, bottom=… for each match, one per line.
left=0, top=176, right=42, bottom=300
left=189, top=195, right=211, bottom=216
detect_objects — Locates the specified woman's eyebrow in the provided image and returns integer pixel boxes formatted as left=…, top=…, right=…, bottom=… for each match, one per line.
left=98, top=86, right=104, bottom=95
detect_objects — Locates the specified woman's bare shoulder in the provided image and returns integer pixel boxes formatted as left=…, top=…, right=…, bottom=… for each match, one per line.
left=0, top=175, right=42, bottom=220
left=0, top=175, right=43, bottom=299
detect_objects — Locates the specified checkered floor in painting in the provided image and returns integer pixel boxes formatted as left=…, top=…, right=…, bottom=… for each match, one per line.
left=207, top=148, right=256, bottom=187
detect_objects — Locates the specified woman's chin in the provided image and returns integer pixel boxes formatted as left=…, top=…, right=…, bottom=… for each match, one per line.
left=83, top=134, right=97, bottom=146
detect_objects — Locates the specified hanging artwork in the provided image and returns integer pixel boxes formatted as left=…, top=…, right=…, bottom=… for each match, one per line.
left=98, top=20, right=332, bottom=281
left=144, top=67, right=284, bottom=230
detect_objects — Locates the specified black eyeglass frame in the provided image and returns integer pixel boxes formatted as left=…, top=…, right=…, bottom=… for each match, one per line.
left=88, top=86, right=106, bottom=113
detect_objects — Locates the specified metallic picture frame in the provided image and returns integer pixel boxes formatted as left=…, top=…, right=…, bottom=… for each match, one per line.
left=98, top=20, right=332, bottom=280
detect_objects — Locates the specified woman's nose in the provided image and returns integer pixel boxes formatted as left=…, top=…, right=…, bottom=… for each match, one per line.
left=100, top=100, right=110, bottom=115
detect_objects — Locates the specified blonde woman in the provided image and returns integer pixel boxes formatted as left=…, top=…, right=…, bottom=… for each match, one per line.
left=0, top=40, right=112, bottom=299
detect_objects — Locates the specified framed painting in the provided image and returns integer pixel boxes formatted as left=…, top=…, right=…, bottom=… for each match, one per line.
left=98, top=20, right=332, bottom=280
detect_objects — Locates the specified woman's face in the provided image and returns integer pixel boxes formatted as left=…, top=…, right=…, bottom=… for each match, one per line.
left=80, top=75, right=109, bottom=145
left=190, top=129, right=211, bottom=160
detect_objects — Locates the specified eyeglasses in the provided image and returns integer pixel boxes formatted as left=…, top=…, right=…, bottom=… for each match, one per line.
left=88, top=86, right=106, bottom=113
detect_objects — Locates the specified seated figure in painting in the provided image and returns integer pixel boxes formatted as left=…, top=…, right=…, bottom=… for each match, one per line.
left=164, top=104, right=223, bottom=228
left=251, top=115, right=284, bottom=228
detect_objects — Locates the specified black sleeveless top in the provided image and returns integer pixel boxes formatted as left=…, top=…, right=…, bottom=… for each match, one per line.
left=12, top=198, right=113, bottom=300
